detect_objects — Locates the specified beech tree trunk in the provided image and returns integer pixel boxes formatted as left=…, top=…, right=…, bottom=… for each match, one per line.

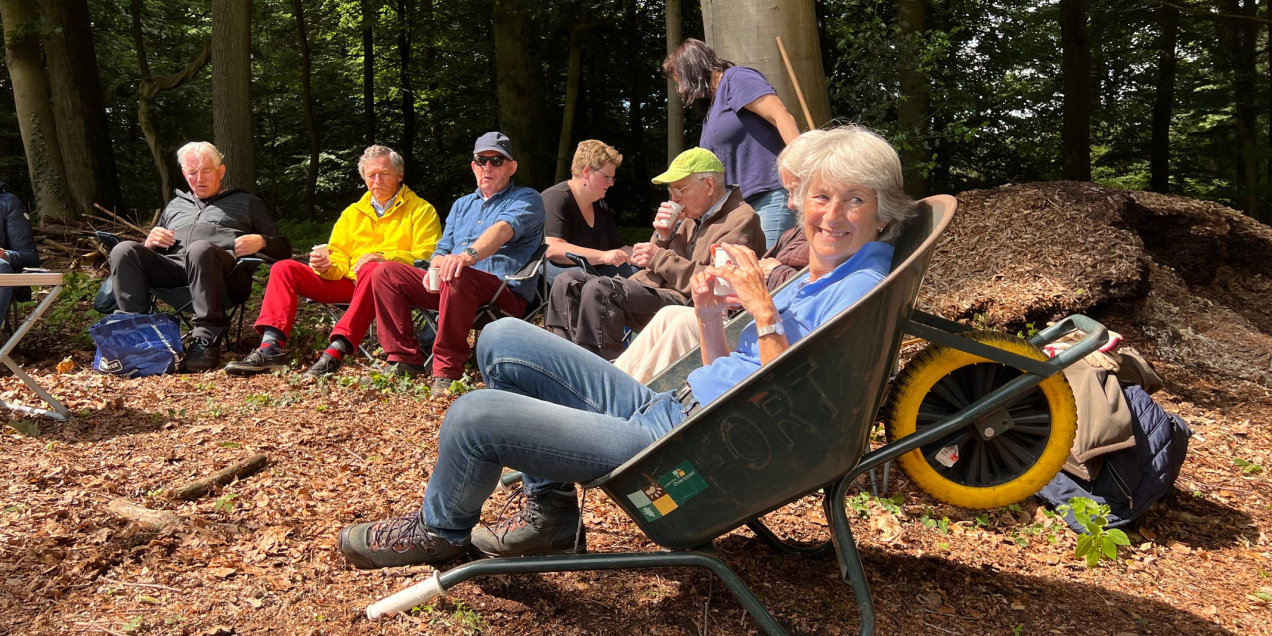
left=555, top=11, right=593, bottom=183
left=138, top=44, right=211, bottom=206
left=212, top=0, right=256, bottom=191
left=363, top=0, right=375, bottom=145
left=293, top=0, right=318, bottom=219
left=493, top=0, right=546, bottom=188
left=1060, top=0, right=1092, bottom=181
left=1150, top=3, right=1177, bottom=194
left=897, top=0, right=930, bottom=198
left=666, top=0, right=684, bottom=164
left=0, top=0, right=76, bottom=221
left=38, top=0, right=122, bottom=216
left=1227, top=0, right=1262, bottom=219
left=397, top=0, right=416, bottom=185
left=700, top=0, right=831, bottom=129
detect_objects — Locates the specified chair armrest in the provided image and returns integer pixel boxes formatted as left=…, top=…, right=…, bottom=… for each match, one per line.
left=414, top=259, right=430, bottom=269
left=94, top=231, right=123, bottom=250
left=505, top=244, right=549, bottom=282
left=565, top=252, right=600, bottom=277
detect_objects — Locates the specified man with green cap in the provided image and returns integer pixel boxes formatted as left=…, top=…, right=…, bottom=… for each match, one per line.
left=545, top=147, right=765, bottom=360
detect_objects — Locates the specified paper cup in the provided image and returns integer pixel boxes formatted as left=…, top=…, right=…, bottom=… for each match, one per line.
left=713, top=246, right=735, bottom=296
left=656, top=201, right=684, bottom=229
left=427, top=267, right=441, bottom=292
left=311, top=243, right=330, bottom=258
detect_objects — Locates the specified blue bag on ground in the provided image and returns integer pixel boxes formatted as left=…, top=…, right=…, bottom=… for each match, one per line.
left=90, top=313, right=184, bottom=377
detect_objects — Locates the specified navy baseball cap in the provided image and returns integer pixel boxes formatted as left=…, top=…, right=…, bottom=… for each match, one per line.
left=473, top=132, right=513, bottom=159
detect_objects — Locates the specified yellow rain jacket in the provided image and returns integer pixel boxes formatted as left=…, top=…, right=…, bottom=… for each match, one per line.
left=320, top=185, right=442, bottom=281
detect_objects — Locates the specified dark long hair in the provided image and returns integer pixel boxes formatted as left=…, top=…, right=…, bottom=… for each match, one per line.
left=662, top=38, right=734, bottom=114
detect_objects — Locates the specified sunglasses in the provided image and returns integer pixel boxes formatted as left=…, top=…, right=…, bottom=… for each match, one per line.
left=473, top=155, right=508, bottom=167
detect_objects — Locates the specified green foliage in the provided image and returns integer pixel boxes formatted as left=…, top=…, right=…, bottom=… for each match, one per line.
left=41, top=271, right=98, bottom=347
left=1234, top=458, right=1264, bottom=475
left=847, top=491, right=904, bottom=518
left=120, top=615, right=143, bottom=633
left=5, top=419, right=40, bottom=437
left=1056, top=497, right=1130, bottom=567
left=213, top=492, right=238, bottom=514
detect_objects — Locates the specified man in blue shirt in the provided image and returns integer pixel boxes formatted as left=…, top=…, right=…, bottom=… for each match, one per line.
left=306, top=132, right=544, bottom=392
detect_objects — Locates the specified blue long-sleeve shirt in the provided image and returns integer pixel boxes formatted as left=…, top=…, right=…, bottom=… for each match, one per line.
left=0, top=182, right=40, bottom=271
left=434, top=182, right=545, bottom=301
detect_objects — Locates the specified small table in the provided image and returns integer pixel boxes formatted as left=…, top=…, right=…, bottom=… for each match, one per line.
left=0, top=272, right=71, bottom=421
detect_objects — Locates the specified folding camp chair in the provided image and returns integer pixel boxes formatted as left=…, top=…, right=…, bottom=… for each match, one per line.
left=95, top=231, right=265, bottom=351
left=368, top=195, right=1109, bottom=635
left=413, top=244, right=549, bottom=368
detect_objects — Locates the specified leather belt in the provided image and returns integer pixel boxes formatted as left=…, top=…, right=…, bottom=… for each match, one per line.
left=676, top=384, right=701, bottom=417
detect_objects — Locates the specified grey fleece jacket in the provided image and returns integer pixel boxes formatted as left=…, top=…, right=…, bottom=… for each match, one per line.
left=157, top=188, right=291, bottom=261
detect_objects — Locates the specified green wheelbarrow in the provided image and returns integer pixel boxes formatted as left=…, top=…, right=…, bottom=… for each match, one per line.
left=367, top=194, right=1107, bottom=635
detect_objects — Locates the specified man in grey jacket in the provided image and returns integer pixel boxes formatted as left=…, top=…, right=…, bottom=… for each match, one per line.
left=108, top=142, right=292, bottom=371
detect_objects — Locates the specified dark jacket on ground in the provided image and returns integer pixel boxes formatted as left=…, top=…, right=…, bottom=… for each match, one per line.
left=0, top=181, right=40, bottom=271
left=157, top=188, right=291, bottom=260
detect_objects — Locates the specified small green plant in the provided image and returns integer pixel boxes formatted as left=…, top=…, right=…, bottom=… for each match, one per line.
left=847, top=492, right=904, bottom=518
left=6, top=419, right=39, bottom=437
left=120, top=615, right=143, bottom=633
left=314, top=404, right=328, bottom=413
left=194, top=381, right=216, bottom=391
left=918, top=508, right=950, bottom=534
left=1016, top=322, right=1039, bottom=339
left=4, top=504, right=24, bottom=513
left=218, top=441, right=241, bottom=448
left=975, top=514, right=990, bottom=527
left=447, top=376, right=475, bottom=396
left=244, top=394, right=273, bottom=408
left=1234, top=458, right=1264, bottom=475
left=213, top=492, right=238, bottom=514
left=166, top=407, right=186, bottom=420
left=205, top=398, right=224, bottom=418
left=1012, top=625, right=1024, bottom=636
left=1056, top=497, right=1130, bottom=567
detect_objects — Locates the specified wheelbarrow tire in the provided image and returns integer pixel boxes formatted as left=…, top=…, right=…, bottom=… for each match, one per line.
left=884, top=330, right=1077, bottom=509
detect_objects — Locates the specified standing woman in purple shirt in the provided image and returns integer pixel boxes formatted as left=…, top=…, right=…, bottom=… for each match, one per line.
left=664, top=38, right=801, bottom=249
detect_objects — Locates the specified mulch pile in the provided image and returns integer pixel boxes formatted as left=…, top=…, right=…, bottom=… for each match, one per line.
left=0, top=182, right=1269, bottom=636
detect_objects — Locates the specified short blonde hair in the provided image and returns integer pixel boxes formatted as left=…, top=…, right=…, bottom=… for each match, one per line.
left=793, top=125, right=914, bottom=243
left=776, top=129, right=829, bottom=185
left=176, top=141, right=224, bottom=170
left=358, top=145, right=405, bottom=178
left=570, top=140, right=623, bottom=178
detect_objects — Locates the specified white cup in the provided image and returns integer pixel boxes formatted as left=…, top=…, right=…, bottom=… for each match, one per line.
left=656, top=201, right=684, bottom=229
left=713, top=246, right=735, bottom=296
left=311, top=243, right=330, bottom=259
left=426, top=267, right=441, bottom=292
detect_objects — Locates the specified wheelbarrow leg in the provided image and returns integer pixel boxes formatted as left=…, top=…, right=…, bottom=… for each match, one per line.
left=826, top=476, right=876, bottom=636
left=746, top=519, right=835, bottom=558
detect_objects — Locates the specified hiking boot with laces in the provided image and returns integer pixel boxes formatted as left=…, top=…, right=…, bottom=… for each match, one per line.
left=180, top=336, right=220, bottom=373
left=383, top=361, right=428, bottom=379
left=338, top=514, right=471, bottom=569
left=429, top=376, right=455, bottom=395
left=224, top=345, right=287, bottom=375
left=470, top=486, right=586, bottom=558
left=302, top=351, right=343, bottom=381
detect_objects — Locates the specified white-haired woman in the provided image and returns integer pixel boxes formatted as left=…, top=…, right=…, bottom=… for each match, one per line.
left=336, top=125, right=917, bottom=570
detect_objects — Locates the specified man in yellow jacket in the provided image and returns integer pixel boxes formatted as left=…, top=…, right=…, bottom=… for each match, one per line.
left=225, top=145, right=441, bottom=375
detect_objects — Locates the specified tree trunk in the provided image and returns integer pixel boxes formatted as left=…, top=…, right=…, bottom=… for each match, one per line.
left=421, top=0, right=437, bottom=160
left=1059, top=0, right=1092, bottom=181
left=492, top=0, right=546, bottom=188
left=666, top=0, right=684, bottom=164
left=38, top=0, right=122, bottom=216
left=1149, top=3, right=1177, bottom=194
left=138, top=43, right=212, bottom=207
left=1227, top=0, right=1262, bottom=219
left=896, top=0, right=929, bottom=198
left=700, top=0, right=831, bottom=129
left=293, top=0, right=318, bottom=219
left=0, top=0, right=76, bottom=222
left=624, top=0, right=646, bottom=186
left=555, top=12, right=593, bottom=183
left=363, top=0, right=376, bottom=145
left=397, top=0, right=416, bottom=186
left=211, top=0, right=255, bottom=192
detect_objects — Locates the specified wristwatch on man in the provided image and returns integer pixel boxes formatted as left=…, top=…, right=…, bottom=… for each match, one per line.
left=755, top=319, right=785, bottom=338
left=462, top=246, right=479, bottom=261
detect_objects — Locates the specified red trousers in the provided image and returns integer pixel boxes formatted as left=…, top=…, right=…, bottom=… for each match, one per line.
left=368, top=261, right=526, bottom=379
left=254, top=259, right=382, bottom=345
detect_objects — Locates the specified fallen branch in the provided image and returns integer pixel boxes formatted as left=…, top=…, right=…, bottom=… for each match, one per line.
left=104, top=498, right=181, bottom=531
left=169, top=454, right=268, bottom=501
left=92, top=204, right=148, bottom=236
left=40, top=238, right=79, bottom=257
left=98, top=577, right=182, bottom=593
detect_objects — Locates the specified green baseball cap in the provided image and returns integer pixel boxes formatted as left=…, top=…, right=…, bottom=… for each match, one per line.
left=651, top=147, right=725, bottom=184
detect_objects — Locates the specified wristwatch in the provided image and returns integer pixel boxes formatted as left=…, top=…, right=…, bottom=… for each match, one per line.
left=462, top=246, right=479, bottom=261
left=755, top=320, right=785, bottom=338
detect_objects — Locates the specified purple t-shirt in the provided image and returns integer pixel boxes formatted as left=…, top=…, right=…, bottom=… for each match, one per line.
left=700, top=66, right=786, bottom=199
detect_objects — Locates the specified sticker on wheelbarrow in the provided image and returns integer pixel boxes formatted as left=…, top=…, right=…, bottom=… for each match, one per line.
left=935, top=445, right=960, bottom=468
left=627, top=461, right=709, bottom=522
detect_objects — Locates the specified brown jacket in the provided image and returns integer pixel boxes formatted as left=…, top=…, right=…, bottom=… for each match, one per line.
left=1062, top=347, right=1164, bottom=481
left=631, top=188, right=765, bottom=303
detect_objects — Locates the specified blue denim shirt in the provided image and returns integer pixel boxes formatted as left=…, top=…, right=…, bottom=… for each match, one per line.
left=686, top=241, right=895, bottom=406
left=435, top=183, right=545, bottom=301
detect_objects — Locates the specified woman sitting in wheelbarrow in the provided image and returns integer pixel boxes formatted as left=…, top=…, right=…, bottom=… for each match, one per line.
left=337, top=125, right=918, bottom=569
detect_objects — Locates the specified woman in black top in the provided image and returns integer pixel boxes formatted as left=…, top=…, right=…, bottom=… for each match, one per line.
left=541, top=140, right=635, bottom=281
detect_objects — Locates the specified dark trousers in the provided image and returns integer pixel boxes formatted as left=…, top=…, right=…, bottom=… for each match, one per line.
left=544, top=270, right=687, bottom=361
left=109, top=240, right=252, bottom=342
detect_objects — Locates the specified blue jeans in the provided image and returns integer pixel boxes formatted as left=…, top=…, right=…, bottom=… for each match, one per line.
left=0, top=260, right=14, bottom=321
left=746, top=188, right=795, bottom=250
left=420, top=318, right=687, bottom=543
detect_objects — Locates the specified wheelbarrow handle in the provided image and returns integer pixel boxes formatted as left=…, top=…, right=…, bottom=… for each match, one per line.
left=1028, top=314, right=1109, bottom=369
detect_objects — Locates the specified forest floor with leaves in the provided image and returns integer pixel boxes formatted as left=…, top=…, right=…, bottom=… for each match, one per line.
left=1, top=182, right=1270, bottom=636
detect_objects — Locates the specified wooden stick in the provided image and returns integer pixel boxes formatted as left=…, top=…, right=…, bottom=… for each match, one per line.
left=41, top=238, right=80, bottom=256
left=775, top=36, right=815, bottom=131
left=92, top=204, right=147, bottom=236
left=98, top=577, right=182, bottom=593
left=104, top=499, right=181, bottom=531
left=169, top=454, right=268, bottom=501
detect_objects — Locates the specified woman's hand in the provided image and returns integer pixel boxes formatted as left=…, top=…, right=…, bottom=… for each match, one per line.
left=597, top=248, right=630, bottom=266
left=700, top=243, right=779, bottom=324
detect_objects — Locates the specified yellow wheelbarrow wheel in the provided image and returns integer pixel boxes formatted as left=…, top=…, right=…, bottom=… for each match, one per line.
left=884, top=331, right=1077, bottom=509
